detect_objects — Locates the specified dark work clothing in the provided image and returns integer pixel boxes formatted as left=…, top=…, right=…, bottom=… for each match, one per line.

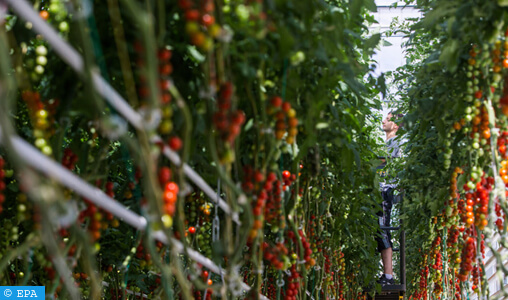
left=376, top=188, right=394, bottom=252
left=380, top=137, right=404, bottom=191
left=375, top=136, right=404, bottom=252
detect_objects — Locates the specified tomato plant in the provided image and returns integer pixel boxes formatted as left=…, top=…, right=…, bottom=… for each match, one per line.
left=0, top=0, right=388, bottom=299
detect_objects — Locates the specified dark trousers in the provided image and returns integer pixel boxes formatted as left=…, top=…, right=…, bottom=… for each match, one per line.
left=375, top=188, right=394, bottom=252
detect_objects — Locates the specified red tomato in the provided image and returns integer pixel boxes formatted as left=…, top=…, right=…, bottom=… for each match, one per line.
left=168, top=136, right=182, bottom=151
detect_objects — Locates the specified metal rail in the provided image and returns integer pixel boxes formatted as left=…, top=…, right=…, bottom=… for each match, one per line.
left=0, top=126, right=266, bottom=299
left=1, top=0, right=239, bottom=225
left=0, top=0, right=269, bottom=296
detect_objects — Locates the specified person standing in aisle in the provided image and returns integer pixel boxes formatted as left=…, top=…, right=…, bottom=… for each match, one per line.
left=376, top=111, right=404, bottom=286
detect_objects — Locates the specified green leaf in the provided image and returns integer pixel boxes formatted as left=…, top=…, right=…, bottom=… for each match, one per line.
left=382, top=39, right=393, bottom=47
left=364, top=33, right=381, bottom=50
left=364, top=0, right=377, bottom=12
left=439, top=39, right=459, bottom=72
left=277, top=26, right=295, bottom=57
left=349, top=0, right=363, bottom=18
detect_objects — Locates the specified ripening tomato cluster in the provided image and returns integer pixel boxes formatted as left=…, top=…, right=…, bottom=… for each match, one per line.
left=192, top=270, right=213, bottom=300
left=264, top=282, right=277, bottom=299
left=80, top=182, right=115, bottom=241
left=471, top=265, right=482, bottom=293
left=26, top=43, right=50, bottom=81
left=136, top=46, right=171, bottom=101
left=197, top=221, right=212, bottom=258
left=288, top=229, right=315, bottom=268
left=500, top=159, right=508, bottom=187
left=157, top=49, right=173, bottom=99
left=158, top=166, right=179, bottom=222
left=446, top=225, right=461, bottom=268
left=158, top=48, right=176, bottom=137
left=449, top=277, right=462, bottom=300
left=62, top=148, right=78, bottom=170
left=412, top=265, right=429, bottom=300
left=241, top=166, right=278, bottom=239
left=465, top=175, right=493, bottom=230
left=469, top=106, right=492, bottom=153
left=184, top=192, right=202, bottom=227
left=263, top=241, right=289, bottom=270
left=80, top=199, right=102, bottom=241
left=431, top=236, right=443, bottom=271
left=135, top=244, right=153, bottom=269
left=495, top=201, right=505, bottom=231
left=268, top=96, right=298, bottom=144
left=281, top=170, right=296, bottom=191
left=457, top=236, right=476, bottom=282
left=264, top=178, right=284, bottom=230
left=497, top=131, right=508, bottom=158
left=449, top=167, right=463, bottom=198
left=213, top=82, right=246, bottom=147
left=22, top=91, right=55, bottom=156
left=38, top=0, right=70, bottom=36
left=178, top=0, right=221, bottom=51
left=337, top=252, right=346, bottom=299
left=282, top=265, right=301, bottom=300
left=323, top=253, right=333, bottom=283
left=163, top=181, right=179, bottom=219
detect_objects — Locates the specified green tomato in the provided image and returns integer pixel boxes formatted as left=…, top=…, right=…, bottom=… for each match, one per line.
left=36, top=55, right=47, bottom=66
left=185, top=22, right=200, bottom=35
left=42, top=145, right=53, bottom=156
left=290, top=51, right=306, bottom=66
left=35, top=138, right=46, bottom=148
left=235, top=5, right=250, bottom=21
left=35, top=45, right=48, bottom=56
left=18, top=204, right=26, bottom=212
left=467, top=181, right=475, bottom=190
left=59, top=21, right=69, bottom=32
left=4, top=170, right=13, bottom=178
left=34, top=65, right=45, bottom=75
left=49, top=3, right=61, bottom=14
left=446, top=206, right=453, bottom=217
